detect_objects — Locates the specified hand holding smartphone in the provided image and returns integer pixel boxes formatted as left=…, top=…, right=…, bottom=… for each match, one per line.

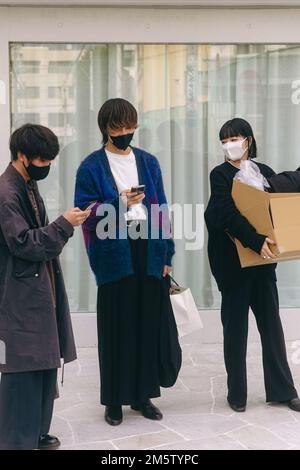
left=84, top=201, right=97, bottom=211
left=130, top=184, right=146, bottom=194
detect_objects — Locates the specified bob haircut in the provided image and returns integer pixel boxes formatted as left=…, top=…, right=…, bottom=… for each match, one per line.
left=219, top=117, right=257, bottom=159
left=97, top=98, right=138, bottom=145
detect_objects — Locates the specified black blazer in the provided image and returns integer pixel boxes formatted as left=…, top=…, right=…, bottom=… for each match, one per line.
left=204, top=161, right=277, bottom=292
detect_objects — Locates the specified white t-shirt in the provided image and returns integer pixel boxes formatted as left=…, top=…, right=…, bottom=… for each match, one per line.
left=105, top=149, right=147, bottom=221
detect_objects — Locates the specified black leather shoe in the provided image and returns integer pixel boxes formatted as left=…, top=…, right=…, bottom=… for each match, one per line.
left=227, top=400, right=246, bottom=412
left=105, top=406, right=123, bottom=426
left=284, top=398, right=300, bottom=412
left=131, top=399, right=163, bottom=420
left=38, top=434, right=61, bottom=450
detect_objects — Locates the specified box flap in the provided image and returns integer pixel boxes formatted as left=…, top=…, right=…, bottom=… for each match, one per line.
left=232, top=180, right=269, bottom=213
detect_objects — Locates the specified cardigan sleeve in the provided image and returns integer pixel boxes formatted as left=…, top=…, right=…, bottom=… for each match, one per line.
left=205, top=168, right=266, bottom=254
left=74, top=165, right=125, bottom=232
left=152, top=158, right=175, bottom=266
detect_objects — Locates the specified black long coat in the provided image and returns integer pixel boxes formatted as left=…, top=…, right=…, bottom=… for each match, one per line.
left=268, top=170, right=300, bottom=193
left=0, top=164, right=77, bottom=373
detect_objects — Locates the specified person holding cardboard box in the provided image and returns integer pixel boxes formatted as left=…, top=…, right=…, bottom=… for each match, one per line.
left=205, top=118, right=300, bottom=413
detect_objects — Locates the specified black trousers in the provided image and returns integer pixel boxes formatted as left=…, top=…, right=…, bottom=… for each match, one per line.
left=221, top=277, right=297, bottom=407
left=0, top=369, right=57, bottom=450
left=97, top=236, right=163, bottom=406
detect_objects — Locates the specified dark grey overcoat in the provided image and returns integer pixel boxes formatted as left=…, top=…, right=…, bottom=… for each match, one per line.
left=0, top=164, right=77, bottom=373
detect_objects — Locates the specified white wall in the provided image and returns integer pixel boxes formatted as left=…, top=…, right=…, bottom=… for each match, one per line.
left=1, top=1, right=300, bottom=6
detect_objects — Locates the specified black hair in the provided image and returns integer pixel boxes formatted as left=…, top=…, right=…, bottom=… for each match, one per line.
left=10, top=123, right=59, bottom=161
left=219, top=117, right=257, bottom=159
left=97, top=98, right=138, bottom=145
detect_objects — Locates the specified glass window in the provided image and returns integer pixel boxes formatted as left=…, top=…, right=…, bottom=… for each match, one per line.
left=48, top=112, right=65, bottom=128
left=10, top=43, right=300, bottom=312
left=48, top=61, right=74, bottom=73
left=17, top=86, right=40, bottom=99
left=13, top=60, right=40, bottom=74
left=12, top=112, right=40, bottom=126
left=48, top=86, right=62, bottom=98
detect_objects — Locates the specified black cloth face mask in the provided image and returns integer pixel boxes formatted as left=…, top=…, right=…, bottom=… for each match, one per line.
left=110, top=132, right=134, bottom=151
left=23, top=161, right=51, bottom=181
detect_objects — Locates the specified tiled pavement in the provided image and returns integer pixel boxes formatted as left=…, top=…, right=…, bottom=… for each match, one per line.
left=52, top=334, right=300, bottom=450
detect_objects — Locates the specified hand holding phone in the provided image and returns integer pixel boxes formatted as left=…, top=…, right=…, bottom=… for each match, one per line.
left=130, top=184, right=146, bottom=194
left=84, top=201, right=97, bottom=211
left=121, top=186, right=145, bottom=208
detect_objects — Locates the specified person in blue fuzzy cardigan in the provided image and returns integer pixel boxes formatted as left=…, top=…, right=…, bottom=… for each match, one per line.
left=74, top=98, right=176, bottom=426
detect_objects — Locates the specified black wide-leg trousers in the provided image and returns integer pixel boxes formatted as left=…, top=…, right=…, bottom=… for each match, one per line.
left=0, top=368, right=57, bottom=450
left=221, top=276, right=297, bottom=407
left=97, top=236, right=163, bottom=406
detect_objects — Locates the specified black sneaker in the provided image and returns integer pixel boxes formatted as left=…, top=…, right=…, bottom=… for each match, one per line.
left=38, top=434, right=61, bottom=450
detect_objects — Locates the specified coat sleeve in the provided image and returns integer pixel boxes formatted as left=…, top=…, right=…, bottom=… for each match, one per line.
left=205, top=169, right=266, bottom=254
left=0, top=195, right=74, bottom=262
left=268, top=170, right=300, bottom=193
left=153, top=158, right=175, bottom=266
left=74, top=165, right=124, bottom=232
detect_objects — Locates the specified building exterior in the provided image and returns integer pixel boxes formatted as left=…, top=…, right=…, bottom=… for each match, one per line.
left=1, top=1, right=300, bottom=345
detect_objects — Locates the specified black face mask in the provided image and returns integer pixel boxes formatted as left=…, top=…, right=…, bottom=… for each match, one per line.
left=23, top=162, right=51, bottom=181
left=110, top=132, right=134, bottom=151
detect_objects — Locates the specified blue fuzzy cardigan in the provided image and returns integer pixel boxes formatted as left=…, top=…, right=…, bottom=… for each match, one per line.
left=74, top=147, right=175, bottom=285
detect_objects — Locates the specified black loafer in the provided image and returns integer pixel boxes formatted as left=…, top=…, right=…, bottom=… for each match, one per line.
left=105, top=406, right=123, bottom=426
left=227, top=400, right=246, bottom=412
left=283, top=398, right=300, bottom=412
left=131, top=399, right=163, bottom=420
left=38, top=434, right=61, bottom=450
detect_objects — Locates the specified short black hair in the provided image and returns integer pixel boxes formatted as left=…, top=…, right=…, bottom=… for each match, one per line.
left=219, top=117, right=257, bottom=159
left=10, top=124, right=59, bottom=161
left=97, top=98, right=138, bottom=145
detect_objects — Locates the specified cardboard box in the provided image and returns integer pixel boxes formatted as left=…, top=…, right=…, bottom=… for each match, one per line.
left=231, top=180, right=300, bottom=268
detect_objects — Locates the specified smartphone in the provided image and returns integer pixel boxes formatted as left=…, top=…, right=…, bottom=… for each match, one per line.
left=130, top=185, right=146, bottom=194
left=84, top=201, right=97, bottom=211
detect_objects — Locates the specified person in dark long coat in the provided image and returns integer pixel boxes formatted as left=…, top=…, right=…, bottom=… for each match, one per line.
left=74, top=98, right=176, bottom=426
left=205, top=118, right=300, bottom=413
left=0, top=124, right=90, bottom=450
left=268, top=168, right=300, bottom=192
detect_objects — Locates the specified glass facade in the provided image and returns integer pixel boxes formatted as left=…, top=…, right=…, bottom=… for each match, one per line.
left=10, top=43, right=300, bottom=311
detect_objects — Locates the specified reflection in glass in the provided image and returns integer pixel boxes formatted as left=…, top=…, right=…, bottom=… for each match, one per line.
left=10, top=43, right=300, bottom=311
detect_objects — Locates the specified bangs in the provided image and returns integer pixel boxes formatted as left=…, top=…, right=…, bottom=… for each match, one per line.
left=108, top=117, right=138, bottom=131
left=219, top=122, right=246, bottom=141
left=219, top=118, right=253, bottom=141
left=106, top=99, right=138, bottom=131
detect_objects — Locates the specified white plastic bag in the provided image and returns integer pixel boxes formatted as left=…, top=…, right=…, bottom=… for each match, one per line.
left=169, top=278, right=203, bottom=337
left=234, top=160, right=270, bottom=191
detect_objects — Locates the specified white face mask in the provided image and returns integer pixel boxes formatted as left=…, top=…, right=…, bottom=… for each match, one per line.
left=222, top=138, right=247, bottom=161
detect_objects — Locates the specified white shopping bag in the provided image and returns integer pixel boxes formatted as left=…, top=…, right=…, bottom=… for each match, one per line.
left=169, top=277, right=203, bottom=337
